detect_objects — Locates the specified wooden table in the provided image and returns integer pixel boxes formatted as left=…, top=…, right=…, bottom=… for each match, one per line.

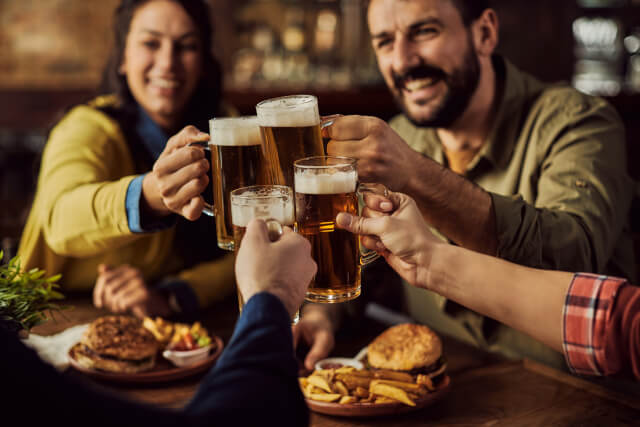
left=32, top=295, right=640, bottom=425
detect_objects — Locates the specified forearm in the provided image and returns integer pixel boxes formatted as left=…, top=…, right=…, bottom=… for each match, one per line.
left=424, top=243, right=573, bottom=352
left=404, top=157, right=497, bottom=255
left=45, top=178, right=140, bottom=256
left=188, top=293, right=308, bottom=424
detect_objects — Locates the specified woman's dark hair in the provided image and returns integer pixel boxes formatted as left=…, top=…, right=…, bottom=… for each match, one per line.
left=99, top=0, right=223, bottom=131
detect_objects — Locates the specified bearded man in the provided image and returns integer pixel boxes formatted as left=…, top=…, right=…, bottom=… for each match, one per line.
left=294, top=0, right=635, bottom=370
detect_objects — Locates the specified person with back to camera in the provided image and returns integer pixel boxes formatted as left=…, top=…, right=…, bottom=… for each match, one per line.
left=18, top=0, right=235, bottom=321
left=4, top=219, right=316, bottom=426
left=296, top=0, right=636, bottom=371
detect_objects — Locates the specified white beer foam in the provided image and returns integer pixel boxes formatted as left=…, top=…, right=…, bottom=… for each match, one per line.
left=294, top=171, right=357, bottom=195
left=231, top=204, right=295, bottom=227
left=256, top=96, right=320, bottom=127
left=209, top=117, right=262, bottom=146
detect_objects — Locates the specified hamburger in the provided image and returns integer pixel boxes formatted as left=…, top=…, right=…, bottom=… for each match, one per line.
left=366, top=323, right=446, bottom=384
left=71, top=315, right=159, bottom=373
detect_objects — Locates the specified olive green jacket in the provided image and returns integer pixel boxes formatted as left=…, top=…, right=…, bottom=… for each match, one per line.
left=17, top=96, right=236, bottom=306
left=390, top=57, right=635, bottom=368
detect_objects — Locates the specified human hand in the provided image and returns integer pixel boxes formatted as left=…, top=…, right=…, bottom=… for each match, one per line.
left=336, top=191, right=444, bottom=289
left=235, top=219, right=317, bottom=318
left=142, top=125, right=211, bottom=221
left=93, top=264, right=171, bottom=318
left=324, top=115, right=418, bottom=192
left=292, top=306, right=336, bottom=371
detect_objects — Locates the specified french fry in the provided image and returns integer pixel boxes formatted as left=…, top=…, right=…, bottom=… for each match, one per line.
left=369, top=383, right=416, bottom=407
left=303, top=383, right=324, bottom=397
left=333, top=380, right=349, bottom=396
left=347, top=369, right=374, bottom=378
left=374, top=396, right=396, bottom=404
left=336, top=373, right=371, bottom=390
left=339, top=396, right=357, bottom=404
left=373, top=369, right=414, bottom=382
left=416, top=374, right=435, bottom=391
left=308, top=374, right=332, bottom=393
left=407, top=392, right=420, bottom=401
left=354, top=386, right=369, bottom=398
left=299, top=377, right=308, bottom=389
left=335, top=366, right=356, bottom=374
left=370, top=379, right=427, bottom=395
left=308, top=393, right=341, bottom=402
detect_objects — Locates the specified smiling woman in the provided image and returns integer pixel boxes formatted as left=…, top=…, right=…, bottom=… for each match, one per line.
left=17, top=0, right=236, bottom=322
left=118, top=1, right=204, bottom=130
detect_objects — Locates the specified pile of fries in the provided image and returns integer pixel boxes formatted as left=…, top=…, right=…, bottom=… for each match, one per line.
left=142, top=317, right=211, bottom=350
left=300, top=366, right=435, bottom=407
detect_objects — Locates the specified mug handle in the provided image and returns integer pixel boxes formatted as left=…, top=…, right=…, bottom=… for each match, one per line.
left=188, top=141, right=215, bottom=217
left=356, top=182, right=390, bottom=265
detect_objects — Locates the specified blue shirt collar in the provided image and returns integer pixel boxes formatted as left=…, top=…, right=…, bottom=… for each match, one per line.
left=134, top=106, right=168, bottom=161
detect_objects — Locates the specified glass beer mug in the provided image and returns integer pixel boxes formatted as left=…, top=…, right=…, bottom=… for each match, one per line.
left=294, top=156, right=380, bottom=303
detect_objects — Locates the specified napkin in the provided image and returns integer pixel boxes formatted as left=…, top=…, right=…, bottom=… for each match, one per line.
left=22, top=324, right=89, bottom=371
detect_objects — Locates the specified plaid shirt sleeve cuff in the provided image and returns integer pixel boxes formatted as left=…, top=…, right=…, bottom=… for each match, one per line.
left=562, top=273, right=628, bottom=376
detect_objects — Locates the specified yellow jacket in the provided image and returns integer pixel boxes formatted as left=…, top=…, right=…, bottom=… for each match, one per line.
left=17, top=97, right=235, bottom=306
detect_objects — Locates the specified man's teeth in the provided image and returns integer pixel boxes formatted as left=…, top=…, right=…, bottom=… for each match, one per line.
left=152, top=78, right=179, bottom=89
left=404, top=78, right=435, bottom=92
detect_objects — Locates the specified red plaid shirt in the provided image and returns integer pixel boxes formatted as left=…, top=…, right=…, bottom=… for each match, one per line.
left=562, top=273, right=628, bottom=376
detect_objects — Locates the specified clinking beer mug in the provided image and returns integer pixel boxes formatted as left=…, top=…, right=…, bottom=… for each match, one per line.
left=294, top=156, right=382, bottom=303
left=256, top=94, right=335, bottom=189
left=229, top=185, right=297, bottom=321
left=191, top=116, right=271, bottom=251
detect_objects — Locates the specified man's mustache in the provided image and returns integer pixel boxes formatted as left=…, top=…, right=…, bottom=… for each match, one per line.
left=392, top=65, right=446, bottom=90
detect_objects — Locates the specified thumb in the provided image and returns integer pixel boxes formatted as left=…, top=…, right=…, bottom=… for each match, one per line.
left=243, top=218, right=270, bottom=246
left=336, top=212, right=387, bottom=237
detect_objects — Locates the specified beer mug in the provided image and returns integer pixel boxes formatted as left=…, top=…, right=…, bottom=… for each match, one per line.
left=256, top=95, right=328, bottom=189
left=294, top=156, right=379, bottom=303
left=230, top=185, right=297, bottom=321
left=198, top=116, right=271, bottom=251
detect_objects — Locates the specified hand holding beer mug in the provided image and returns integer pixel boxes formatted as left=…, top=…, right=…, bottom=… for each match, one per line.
left=234, top=219, right=317, bottom=321
left=256, top=95, right=327, bottom=188
left=193, top=116, right=271, bottom=250
left=230, top=185, right=299, bottom=320
left=294, top=156, right=380, bottom=303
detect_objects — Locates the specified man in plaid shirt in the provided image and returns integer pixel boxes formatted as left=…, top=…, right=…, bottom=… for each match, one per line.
left=337, top=190, right=640, bottom=380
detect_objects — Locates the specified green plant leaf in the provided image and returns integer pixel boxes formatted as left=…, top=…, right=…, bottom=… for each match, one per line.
left=0, top=255, right=67, bottom=331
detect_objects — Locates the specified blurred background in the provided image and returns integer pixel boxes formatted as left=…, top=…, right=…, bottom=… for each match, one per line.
left=1, top=0, right=639, bottom=260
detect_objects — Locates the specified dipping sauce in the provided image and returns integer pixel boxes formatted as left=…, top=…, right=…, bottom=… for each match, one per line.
left=320, top=362, right=344, bottom=369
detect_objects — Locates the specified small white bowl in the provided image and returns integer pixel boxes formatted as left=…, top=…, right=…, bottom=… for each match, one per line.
left=314, top=357, right=364, bottom=371
left=163, top=345, right=212, bottom=367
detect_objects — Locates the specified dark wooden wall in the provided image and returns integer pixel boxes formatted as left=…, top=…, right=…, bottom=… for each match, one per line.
left=1, top=0, right=639, bottom=258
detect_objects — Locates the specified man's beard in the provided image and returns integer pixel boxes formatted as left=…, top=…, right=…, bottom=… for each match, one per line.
left=391, top=36, right=480, bottom=129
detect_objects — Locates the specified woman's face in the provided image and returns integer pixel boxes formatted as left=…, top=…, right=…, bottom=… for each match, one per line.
left=120, top=0, right=204, bottom=131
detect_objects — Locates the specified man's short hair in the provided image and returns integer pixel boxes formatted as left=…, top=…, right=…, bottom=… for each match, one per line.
left=365, top=0, right=490, bottom=27
left=451, top=0, right=490, bottom=26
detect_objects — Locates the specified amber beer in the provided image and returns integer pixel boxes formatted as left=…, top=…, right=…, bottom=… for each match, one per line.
left=294, top=157, right=362, bottom=303
left=230, top=185, right=295, bottom=314
left=256, top=95, right=325, bottom=188
left=209, top=117, right=270, bottom=251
